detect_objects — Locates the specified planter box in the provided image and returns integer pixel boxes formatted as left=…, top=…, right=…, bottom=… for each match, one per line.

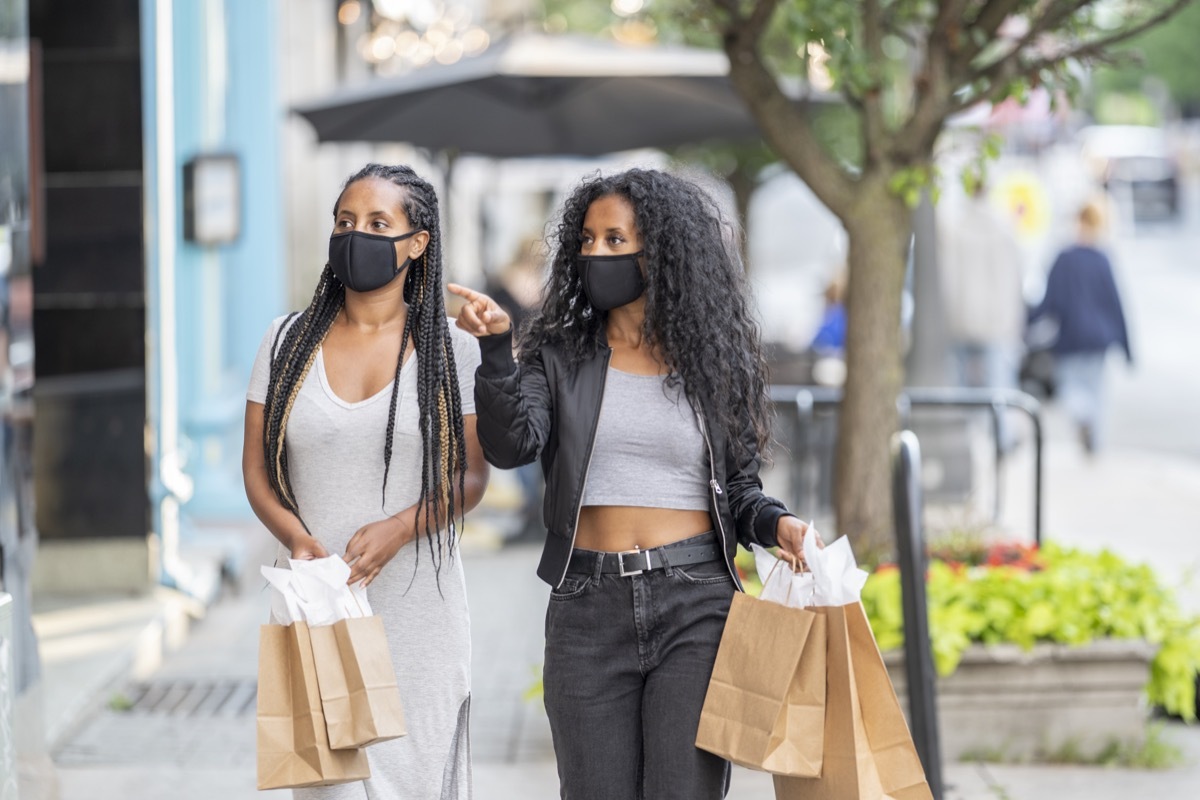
left=883, top=639, right=1157, bottom=762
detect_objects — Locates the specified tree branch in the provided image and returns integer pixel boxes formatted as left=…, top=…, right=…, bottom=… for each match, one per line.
left=937, top=0, right=972, bottom=37
left=1040, top=0, right=1194, bottom=64
left=712, top=0, right=780, bottom=40
left=861, top=0, right=889, bottom=168
left=956, top=0, right=1103, bottom=88
left=711, top=0, right=744, bottom=30
left=719, top=14, right=857, bottom=218
left=894, top=0, right=966, bottom=163
left=965, top=0, right=1096, bottom=88
left=961, top=0, right=1191, bottom=111
left=959, top=0, right=1027, bottom=66
left=746, top=0, right=782, bottom=39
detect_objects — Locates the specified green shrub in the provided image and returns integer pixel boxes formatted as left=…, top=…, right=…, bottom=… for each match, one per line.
left=855, top=543, right=1200, bottom=721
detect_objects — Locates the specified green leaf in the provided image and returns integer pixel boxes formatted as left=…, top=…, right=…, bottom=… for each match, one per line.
left=862, top=543, right=1200, bottom=720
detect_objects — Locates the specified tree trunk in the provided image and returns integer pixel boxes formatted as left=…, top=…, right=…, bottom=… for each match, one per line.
left=834, top=174, right=913, bottom=562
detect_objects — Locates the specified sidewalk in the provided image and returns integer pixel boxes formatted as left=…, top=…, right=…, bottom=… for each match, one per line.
left=29, top=437, right=1200, bottom=800
left=1001, top=435, right=1200, bottom=612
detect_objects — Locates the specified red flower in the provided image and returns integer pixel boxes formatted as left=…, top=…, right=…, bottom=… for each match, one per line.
left=983, top=542, right=1044, bottom=572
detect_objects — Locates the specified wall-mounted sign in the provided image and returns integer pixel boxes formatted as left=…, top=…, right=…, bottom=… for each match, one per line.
left=183, top=154, right=241, bottom=246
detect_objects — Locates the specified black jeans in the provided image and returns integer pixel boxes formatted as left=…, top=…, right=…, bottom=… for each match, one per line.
left=543, top=532, right=735, bottom=800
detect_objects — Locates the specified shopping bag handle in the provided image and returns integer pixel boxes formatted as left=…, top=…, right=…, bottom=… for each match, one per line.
left=765, top=550, right=809, bottom=580
left=762, top=550, right=810, bottom=607
left=350, top=588, right=367, bottom=618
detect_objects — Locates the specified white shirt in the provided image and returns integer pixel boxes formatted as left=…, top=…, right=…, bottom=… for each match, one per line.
left=246, top=314, right=480, bottom=543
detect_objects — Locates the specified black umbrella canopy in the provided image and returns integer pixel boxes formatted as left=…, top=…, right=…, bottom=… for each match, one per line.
left=293, top=33, right=811, bottom=158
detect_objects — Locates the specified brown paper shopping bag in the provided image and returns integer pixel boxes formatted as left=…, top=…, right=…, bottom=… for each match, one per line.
left=256, top=621, right=370, bottom=790
left=695, top=591, right=827, bottom=777
left=310, top=615, right=407, bottom=750
left=775, top=603, right=933, bottom=800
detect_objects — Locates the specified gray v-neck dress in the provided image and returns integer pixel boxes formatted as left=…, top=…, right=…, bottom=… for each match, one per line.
left=248, top=316, right=480, bottom=800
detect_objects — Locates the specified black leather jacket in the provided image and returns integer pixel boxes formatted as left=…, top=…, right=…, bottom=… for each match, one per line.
left=473, top=329, right=792, bottom=588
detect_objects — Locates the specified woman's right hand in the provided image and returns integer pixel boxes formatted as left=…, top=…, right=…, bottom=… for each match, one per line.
left=447, top=284, right=511, bottom=337
left=290, top=533, right=329, bottom=561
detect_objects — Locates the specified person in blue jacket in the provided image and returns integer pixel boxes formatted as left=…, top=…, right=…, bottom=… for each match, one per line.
left=1029, top=200, right=1132, bottom=453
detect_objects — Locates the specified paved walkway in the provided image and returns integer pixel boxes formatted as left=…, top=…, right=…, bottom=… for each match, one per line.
left=24, top=433, right=1200, bottom=799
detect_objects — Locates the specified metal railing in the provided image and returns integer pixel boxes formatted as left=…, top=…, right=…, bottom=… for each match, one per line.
left=769, top=385, right=1045, bottom=545
left=892, top=431, right=943, bottom=799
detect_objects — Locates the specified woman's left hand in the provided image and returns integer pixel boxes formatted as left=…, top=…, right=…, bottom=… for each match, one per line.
left=775, top=516, right=823, bottom=570
left=344, top=517, right=412, bottom=587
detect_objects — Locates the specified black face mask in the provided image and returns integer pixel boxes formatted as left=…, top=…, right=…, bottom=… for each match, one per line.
left=328, top=230, right=420, bottom=293
left=577, top=251, right=645, bottom=311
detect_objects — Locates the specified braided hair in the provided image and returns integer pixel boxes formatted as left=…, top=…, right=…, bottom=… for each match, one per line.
left=523, top=168, right=773, bottom=461
left=261, top=163, right=467, bottom=572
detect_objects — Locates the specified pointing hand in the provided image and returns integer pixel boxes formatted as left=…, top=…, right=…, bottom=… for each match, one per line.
left=447, top=284, right=512, bottom=337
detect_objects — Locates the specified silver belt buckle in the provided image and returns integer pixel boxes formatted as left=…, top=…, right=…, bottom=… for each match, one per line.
left=618, top=548, right=652, bottom=577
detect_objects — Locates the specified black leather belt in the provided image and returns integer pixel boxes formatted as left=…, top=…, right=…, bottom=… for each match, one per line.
left=566, top=540, right=723, bottom=577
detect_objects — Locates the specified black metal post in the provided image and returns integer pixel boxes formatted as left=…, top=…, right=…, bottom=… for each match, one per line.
left=1030, top=409, right=1044, bottom=547
left=891, top=431, right=944, bottom=800
left=793, top=389, right=815, bottom=517
left=990, top=401, right=1004, bottom=523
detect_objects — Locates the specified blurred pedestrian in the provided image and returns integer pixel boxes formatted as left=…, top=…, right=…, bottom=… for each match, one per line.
left=449, top=168, right=821, bottom=800
left=485, top=235, right=544, bottom=338
left=810, top=265, right=847, bottom=355
left=242, top=163, right=489, bottom=799
left=808, top=265, right=848, bottom=386
left=1029, top=199, right=1132, bottom=454
left=940, top=181, right=1026, bottom=397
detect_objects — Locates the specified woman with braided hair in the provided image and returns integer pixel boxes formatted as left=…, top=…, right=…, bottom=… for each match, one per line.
left=243, top=163, right=488, bottom=799
left=450, top=168, right=821, bottom=799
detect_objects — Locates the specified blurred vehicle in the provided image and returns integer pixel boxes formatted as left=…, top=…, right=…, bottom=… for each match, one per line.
left=1079, top=125, right=1181, bottom=220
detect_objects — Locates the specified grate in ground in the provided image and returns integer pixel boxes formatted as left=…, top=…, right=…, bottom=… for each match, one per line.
left=119, top=678, right=258, bottom=717
left=56, top=679, right=260, bottom=767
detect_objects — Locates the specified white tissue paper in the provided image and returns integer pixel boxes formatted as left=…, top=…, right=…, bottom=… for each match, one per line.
left=262, top=556, right=372, bottom=626
left=752, top=541, right=815, bottom=609
left=804, top=531, right=869, bottom=607
left=750, top=527, right=871, bottom=609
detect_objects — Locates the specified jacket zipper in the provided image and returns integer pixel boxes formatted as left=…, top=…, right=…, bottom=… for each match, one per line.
left=696, top=412, right=740, bottom=589
left=557, top=346, right=612, bottom=588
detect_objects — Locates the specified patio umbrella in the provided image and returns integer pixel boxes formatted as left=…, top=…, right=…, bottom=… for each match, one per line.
left=293, top=33, right=824, bottom=157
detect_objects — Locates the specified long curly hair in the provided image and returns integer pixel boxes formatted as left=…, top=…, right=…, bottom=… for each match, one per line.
left=522, top=168, right=772, bottom=458
left=260, top=163, right=467, bottom=571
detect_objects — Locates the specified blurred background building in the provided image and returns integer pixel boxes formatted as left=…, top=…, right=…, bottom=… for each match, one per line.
left=0, top=0, right=638, bottom=606
left=5, top=0, right=282, bottom=604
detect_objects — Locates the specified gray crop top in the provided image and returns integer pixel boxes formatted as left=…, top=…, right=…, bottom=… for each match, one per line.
left=580, top=368, right=711, bottom=511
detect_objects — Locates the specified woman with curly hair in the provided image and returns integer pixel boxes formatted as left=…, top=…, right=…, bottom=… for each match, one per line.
left=449, top=168, right=819, bottom=799
left=243, top=163, right=489, bottom=799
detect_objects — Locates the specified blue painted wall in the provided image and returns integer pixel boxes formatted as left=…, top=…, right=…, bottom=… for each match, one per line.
left=144, top=0, right=284, bottom=528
